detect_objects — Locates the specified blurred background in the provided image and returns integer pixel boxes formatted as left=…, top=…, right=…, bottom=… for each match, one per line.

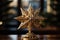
left=0, top=0, right=60, bottom=40
left=0, top=35, right=60, bottom=40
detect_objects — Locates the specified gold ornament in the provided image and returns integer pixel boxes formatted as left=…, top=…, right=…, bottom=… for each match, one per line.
left=14, top=4, right=46, bottom=40
left=14, top=4, right=46, bottom=33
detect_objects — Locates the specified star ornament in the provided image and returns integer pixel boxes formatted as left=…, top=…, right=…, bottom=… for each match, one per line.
left=14, top=4, right=46, bottom=30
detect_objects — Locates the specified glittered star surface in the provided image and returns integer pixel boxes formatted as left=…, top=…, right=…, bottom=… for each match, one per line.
left=14, top=4, right=46, bottom=30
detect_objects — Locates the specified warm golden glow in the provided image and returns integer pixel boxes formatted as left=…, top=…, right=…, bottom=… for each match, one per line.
left=0, top=21, right=3, bottom=25
left=9, top=0, right=17, bottom=7
left=47, top=0, right=52, bottom=13
left=8, top=9, right=17, bottom=14
left=23, top=38, right=28, bottom=40
left=52, top=10, right=57, bottom=15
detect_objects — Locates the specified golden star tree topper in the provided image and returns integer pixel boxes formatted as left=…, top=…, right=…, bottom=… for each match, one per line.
left=14, top=4, right=46, bottom=33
